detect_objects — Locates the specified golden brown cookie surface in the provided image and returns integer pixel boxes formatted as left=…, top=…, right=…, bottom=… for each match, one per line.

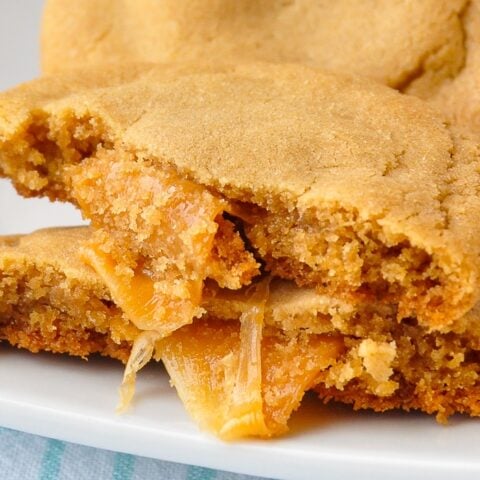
left=429, top=0, right=480, bottom=134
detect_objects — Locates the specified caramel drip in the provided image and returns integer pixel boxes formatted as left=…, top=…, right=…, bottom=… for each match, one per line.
left=117, top=330, right=160, bottom=413
left=219, top=280, right=270, bottom=439
left=159, top=314, right=344, bottom=439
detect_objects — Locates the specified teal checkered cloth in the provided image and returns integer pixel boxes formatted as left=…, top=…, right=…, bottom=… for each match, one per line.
left=0, top=428, right=269, bottom=480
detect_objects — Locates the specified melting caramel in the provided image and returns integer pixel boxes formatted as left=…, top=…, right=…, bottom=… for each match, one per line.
left=75, top=149, right=225, bottom=336
left=72, top=150, right=223, bottom=409
left=82, top=243, right=204, bottom=335
left=73, top=149, right=262, bottom=409
left=157, top=280, right=344, bottom=438
left=219, top=280, right=270, bottom=439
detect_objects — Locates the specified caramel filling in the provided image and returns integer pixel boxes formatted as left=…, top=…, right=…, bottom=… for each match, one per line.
left=75, top=149, right=259, bottom=338
left=158, top=316, right=343, bottom=438
left=219, top=280, right=270, bottom=439
left=155, top=281, right=343, bottom=438
left=82, top=244, right=204, bottom=335
left=71, top=149, right=260, bottom=407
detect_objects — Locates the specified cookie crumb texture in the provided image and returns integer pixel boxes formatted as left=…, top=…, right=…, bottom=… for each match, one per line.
left=1, top=63, right=480, bottom=328
left=0, top=229, right=134, bottom=362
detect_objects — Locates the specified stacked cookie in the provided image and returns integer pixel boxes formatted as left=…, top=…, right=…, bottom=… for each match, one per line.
left=1, top=1, right=480, bottom=438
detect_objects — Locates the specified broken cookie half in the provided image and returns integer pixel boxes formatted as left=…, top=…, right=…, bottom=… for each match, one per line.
left=2, top=228, right=480, bottom=439
left=1, top=63, right=480, bottom=334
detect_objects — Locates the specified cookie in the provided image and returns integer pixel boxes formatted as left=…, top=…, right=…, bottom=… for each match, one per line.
left=0, top=227, right=342, bottom=437
left=41, top=0, right=480, bottom=135
left=41, top=0, right=466, bottom=94
left=429, top=0, right=480, bottom=134
left=2, top=227, right=480, bottom=435
left=2, top=63, right=480, bottom=328
left=0, top=227, right=133, bottom=361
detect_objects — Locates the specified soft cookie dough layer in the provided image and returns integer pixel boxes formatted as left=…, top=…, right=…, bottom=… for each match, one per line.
left=1, top=63, right=480, bottom=327
left=2, top=228, right=480, bottom=436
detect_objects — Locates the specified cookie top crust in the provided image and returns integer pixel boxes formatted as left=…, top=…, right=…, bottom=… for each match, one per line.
left=0, top=227, right=100, bottom=284
left=0, top=63, right=476, bottom=248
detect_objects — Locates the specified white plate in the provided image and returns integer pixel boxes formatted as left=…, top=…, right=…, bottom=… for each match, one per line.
left=0, top=343, right=480, bottom=480
left=1, top=2, right=480, bottom=479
